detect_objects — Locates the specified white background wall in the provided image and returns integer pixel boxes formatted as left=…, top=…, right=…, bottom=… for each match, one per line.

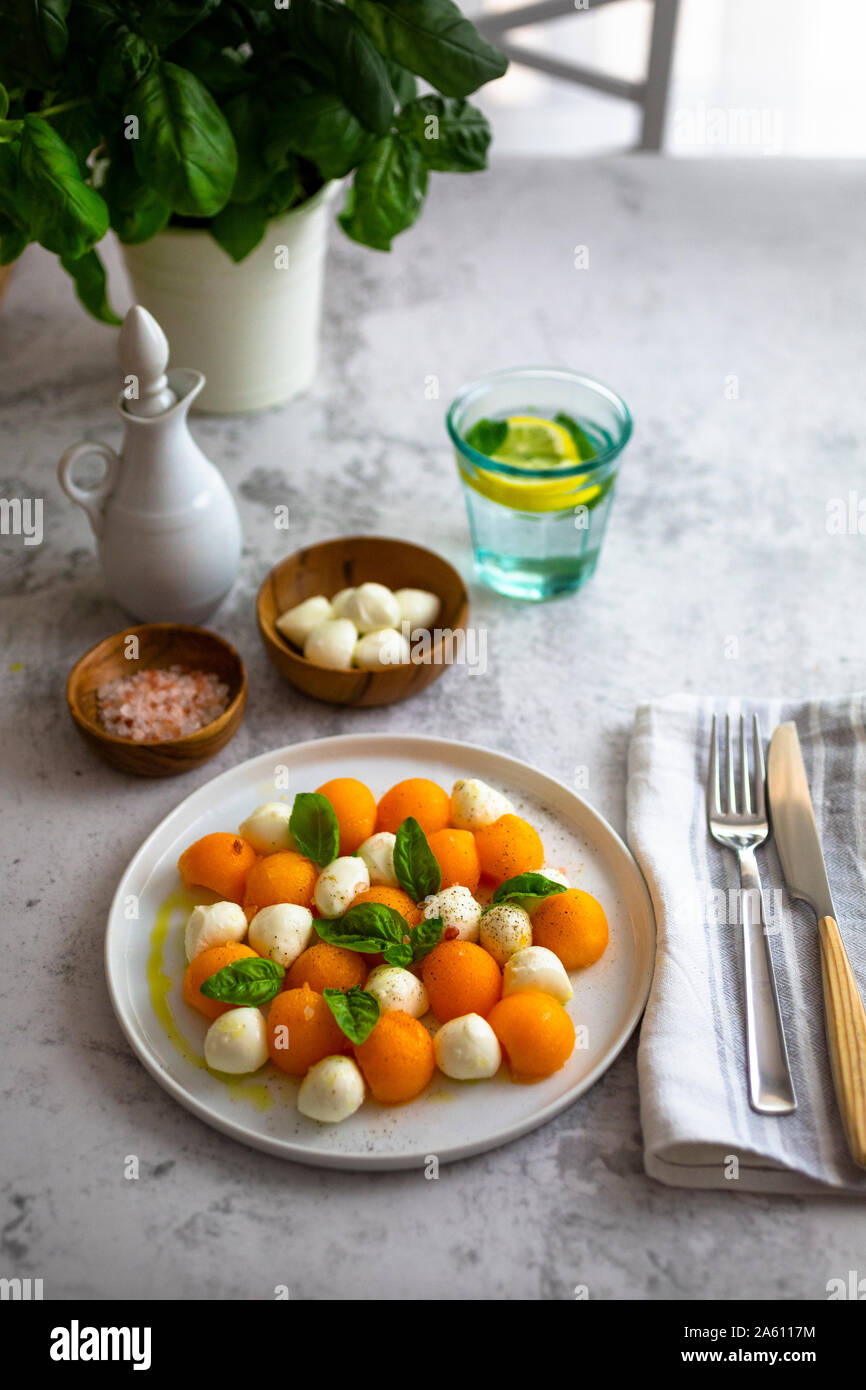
left=465, top=0, right=866, bottom=156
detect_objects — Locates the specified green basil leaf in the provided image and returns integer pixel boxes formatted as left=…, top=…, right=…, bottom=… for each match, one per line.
left=0, top=120, right=23, bottom=144
left=396, top=96, right=490, bottom=172
left=209, top=199, right=268, bottom=261
left=0, top=85, right=8, bottom=121
left=59, top=248, right=121, bottom=324
left=0, top=142, right=28, bottom=228
left=339, top=133, right=427, bottom=252
left=129, top=60, right=237, bottom=217
left=97, top=28, right=155, bottom=109
left=0, top=210, right=27, bottom=264
left=223, top=91, right=275, bottom=204
left=315, top=931, right=384, bottom=955
left=554, top=412, right=596, bottom=462
left=262, top=162, right=300, bottom=218
left=318, top=902, right=408, bottom=947
left=411, top=914, right=443, bottom=962
left=464, top=417, right=507, bottom=456
left=348, top=0, right=507, bottom=99
left=289, top=791, right=340, bottom=867
left=138, top=0, right=222, bottom=48
left=271, top=91, right=374, bottom=182
left=167, top=31, right=255, bottom=98
left=20, top=115, right=108, bottom=257
left=381, top=941, right=413, bottom=968
left=323, top=986, right=380, bottom=1045
left=103, top=146, right=172, bottom=244
left=200, top=955, right=285, bottom=1005
left=393, top=816, right=441, bottom=900
left=36, top=0, right=72, bottom=62
left=383, top=57, right=417, bottom=109
left=492, top=873, right=569, bottom=905
left=74, top=0, right=126, bottom=47
left=0, top=1, right=70, bottom=86
left=52, top=104, right=103, bottom=176
left=290, top=0, right=394, bottom=136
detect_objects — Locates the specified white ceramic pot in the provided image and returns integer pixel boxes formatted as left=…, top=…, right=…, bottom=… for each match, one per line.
left=122, top=182, right=338, bottom=414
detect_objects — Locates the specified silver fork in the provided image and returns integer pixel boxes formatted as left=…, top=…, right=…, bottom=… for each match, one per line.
left=707, top=713, right=797, bottom=1115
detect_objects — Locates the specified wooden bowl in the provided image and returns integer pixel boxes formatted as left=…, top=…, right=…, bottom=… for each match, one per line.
left=67, top=624, right=247, bottom=777
left=256, top=536, right=469, bottom=707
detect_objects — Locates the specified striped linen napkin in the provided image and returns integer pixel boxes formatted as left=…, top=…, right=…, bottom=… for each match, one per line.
left=627, top=692, right=866, bottom=1193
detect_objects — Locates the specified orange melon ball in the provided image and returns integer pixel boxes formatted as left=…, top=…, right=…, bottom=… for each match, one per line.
left=178, top=833, right=257, bottom=904
left=315, top=777, right=377, bottom=854
left=350, top=885, right=422, bottom=928
left=267, top=983, right=351, bottom=1076
left=531, top=888, right=609, bottom=970
left=427, top=828, right=481, bottom=892
left=243, top=850, right=317, bottom=918
left=376, top=778, right=451, bottom=836
left=354, top=1011, right=435, bottom=1104
left=474, top=814, right=544, bottom=884
left=420, top=939, right=502, bottom=1024
left=182, top=942, right=258, bottom=1022
left=486, top=989, right=575, bottom=1082
left=286, top=942, right=368, bottom=993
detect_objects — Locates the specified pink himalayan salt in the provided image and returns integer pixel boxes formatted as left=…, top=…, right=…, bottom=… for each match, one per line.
left=97, top=665, right=229, bottom=742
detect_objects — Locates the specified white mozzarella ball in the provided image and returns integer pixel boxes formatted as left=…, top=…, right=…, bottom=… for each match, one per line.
left=503, top=946, right=574, bottom=1004
left=357, top=832, right=398, bottom=887
left=184, top=901, right=248, bottom=962
left=275, top=595, right=333, bottom=649
left=422, top=886, right=482, bottom=943
left=314, top=855, right=370, bottom=918
left=342, top=582, right=401, bottom=634
left=394, top=587, right=441, bottom=632
left=539, top=864, right=570, bottom=889
left=479, top=903, right=532, bottom=967
left=450, top=778, right=515, bottom=831
left=238, top=801, right=296, bottom=855
left=434, top=1014, right=501, bottom=1080
left=298, top=1055, right=365, bottom=1123
left=304, top=618, right=358, bottom=670
left=330, top=586, right=356, bottom=618
left=365, top=965, right=429, bottom=1018
left=354, top=627, right=411, bottom=669
left=204, top=1007, right=268, bottom=1074
left=526, top=865, right=571, bottom=917
left=248, top=903, right=314, bottom=968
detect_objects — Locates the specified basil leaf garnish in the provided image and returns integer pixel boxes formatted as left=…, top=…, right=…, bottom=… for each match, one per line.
left=200, top=956, right=285, bottom=1006
left=315, top=902, right=410, bottom=954
left=554, top=411, right=595, bottom=462
left=323, top=986, right=380, bottom=1046
left=289, top=791, right=340, bottom=867
left=393, top=816, right=441, bottom=900
left=464, top=417, right=508, bottom=457
left=410, top=914, right=444, bottom=962
left=381, top=941, right=413, bottom=969
left=491, top=873, right=568, bottom=906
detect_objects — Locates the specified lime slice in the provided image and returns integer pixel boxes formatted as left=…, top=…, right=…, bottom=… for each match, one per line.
left=491, top=415, right=578, bottom=471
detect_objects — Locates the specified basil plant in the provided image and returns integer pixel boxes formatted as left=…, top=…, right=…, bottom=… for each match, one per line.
left=0, top=0, right=507, bottom=323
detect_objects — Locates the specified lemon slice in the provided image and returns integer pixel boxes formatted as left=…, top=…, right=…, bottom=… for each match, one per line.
left=491, top=416, right=578, bottom=470
left=462, top=414, right=605, bottom=513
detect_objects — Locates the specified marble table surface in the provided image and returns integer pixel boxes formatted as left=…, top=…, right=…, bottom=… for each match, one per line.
left=2, top=156, right=865, bottom=1301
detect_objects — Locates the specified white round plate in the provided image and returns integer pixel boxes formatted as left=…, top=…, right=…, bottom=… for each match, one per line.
left=106, top=734, right=655, bottom=1169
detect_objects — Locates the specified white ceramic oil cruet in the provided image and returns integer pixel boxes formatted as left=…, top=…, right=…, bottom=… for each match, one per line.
left=58, top=305, right=242, bottom=622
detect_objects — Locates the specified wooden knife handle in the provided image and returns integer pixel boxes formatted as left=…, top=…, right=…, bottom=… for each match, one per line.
left=818, top=916, right=866, bottom=1168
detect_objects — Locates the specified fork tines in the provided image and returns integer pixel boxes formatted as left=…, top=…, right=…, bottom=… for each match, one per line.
left=707, top=712, right=766, bottom=823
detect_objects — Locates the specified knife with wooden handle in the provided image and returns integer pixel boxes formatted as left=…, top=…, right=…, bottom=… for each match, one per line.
left=768, top=722, right=866, bottom=1168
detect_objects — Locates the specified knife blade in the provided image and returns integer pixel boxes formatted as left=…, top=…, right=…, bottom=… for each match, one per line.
left=767, top=722, right=836, bottom=920
left=768, top=720, right=866, bottom=1169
